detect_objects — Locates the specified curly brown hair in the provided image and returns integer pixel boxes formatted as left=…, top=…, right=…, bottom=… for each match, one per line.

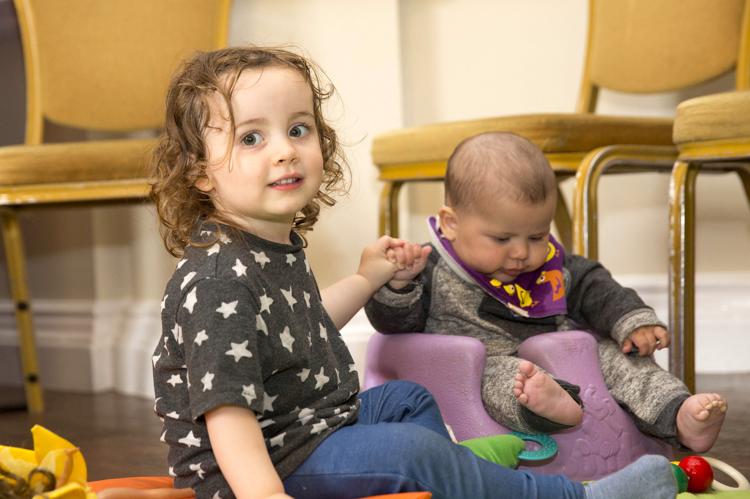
left=150, top=46, right=347, bottom=257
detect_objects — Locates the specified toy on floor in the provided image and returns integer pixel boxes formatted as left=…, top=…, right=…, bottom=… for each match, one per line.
left=672, top=455, right=750, bottom=494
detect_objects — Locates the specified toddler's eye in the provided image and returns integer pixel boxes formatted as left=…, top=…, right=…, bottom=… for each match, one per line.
left=289, top=124, right=310, bottom=138
left=494, top=237, right=510, bottom=243
left=241, top=132, right=262, bottom=146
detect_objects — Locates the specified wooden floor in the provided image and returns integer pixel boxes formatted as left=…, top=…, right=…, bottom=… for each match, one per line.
left=1, top=373, right=749, bottom=485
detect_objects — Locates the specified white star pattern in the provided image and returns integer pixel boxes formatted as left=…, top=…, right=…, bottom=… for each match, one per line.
left=167, top=374, right=183, bottom=387
left=161, top=295, right=168, bottom=311
left=160, top=430, right=166, bottom=442
left=201, top=372, right=214, bottom=391
left=270, top=432, right=285, bottom=448
left=183, top=287, right=198, bottom=313
left=166, top=411, right=180, bottom=419
left=304, top=258, right=310, bottom=273
left=169, top=467, right=176, bottom=478
left=259, top=418, right=274, bottom=429
left=152, top=352, right=161, bottom=368
left=251, top=250, right=270, bottom=269
left=194, top=330, right=209, bottom=346
left=256, top=314, right=268, bottom=335
left=176, top=258, right=187, bottom=269
left=232, top=258, right=247, bottom=277
left=216, top=300, right=238, bottom=319
left=311, top=420, right=328, bottom=435
left=189, top=462, right=206, bottom=480
left=207, top=243, right=220, bottom=256
left=263, top=391, right=278, bottom=413
left=349, top=363, right=357, bottom=372
left=303, top=291, right=311, bottom=308
left=319, top=323, right=328, bottom=341
left=219, top=233, right=232, bottom=244
left=281, top=287, right=297, bottom=310
left=279, top=326, right=295, bottom=352
left=297, top=368, right=310, bottom=382
left=178, top=431, right=201, bottom=448
left=298, top=407, right=314, bottom=425
left=242, top=384, right=256, bottom=405
left=171, top=324, right=183, bottom=345
left=225, top=340, right=252, bottom=362
left=314, top=367, right=329, bottom=390
left=259, top=293, right=274, bottom=314
left=286, top=254, right=297, bottom=266
left=180, top=271, right=196, bottom=290
left=162, top=336, right=170, bottom=354
left=212, top=492, right=223, bottom=499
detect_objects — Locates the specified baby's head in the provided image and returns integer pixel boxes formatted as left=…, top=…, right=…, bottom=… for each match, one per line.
left=439, top=132, right=557, bottom=282
left=151, top=46, right=346, bottom=256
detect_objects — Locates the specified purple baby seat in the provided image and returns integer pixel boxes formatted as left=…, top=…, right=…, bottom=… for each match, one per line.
left=363, top=330, right=672, bottom=481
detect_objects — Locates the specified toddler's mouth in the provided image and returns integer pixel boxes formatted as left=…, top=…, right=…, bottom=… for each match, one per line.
left=270, top=177, right=302, bottom=187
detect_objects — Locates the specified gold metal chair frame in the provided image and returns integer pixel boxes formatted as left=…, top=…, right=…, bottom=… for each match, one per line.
left=1, top=0, right=231, bottom=412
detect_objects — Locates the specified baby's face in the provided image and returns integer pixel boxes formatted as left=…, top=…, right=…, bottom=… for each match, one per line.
left=442, top=196, right=556, bottom=283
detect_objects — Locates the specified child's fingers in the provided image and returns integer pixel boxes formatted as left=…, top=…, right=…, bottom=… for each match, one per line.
left=654, top=326, right=670, bottom=349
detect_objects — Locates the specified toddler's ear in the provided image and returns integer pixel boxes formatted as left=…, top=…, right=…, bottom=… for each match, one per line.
left=438, top=206, right=459, bottom=241
left=195, top=176, right=213, bottom=192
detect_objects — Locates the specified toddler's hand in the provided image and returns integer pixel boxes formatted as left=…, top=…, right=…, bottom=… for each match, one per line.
left=386, top=243, right=432, bottom=289
left=622, top=325, right=670, bottom=356
left=357, top=236, right=407, bottom=288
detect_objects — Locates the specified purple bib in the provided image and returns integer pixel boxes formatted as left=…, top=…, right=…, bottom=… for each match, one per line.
left=428, top=216, right=567, bottom=318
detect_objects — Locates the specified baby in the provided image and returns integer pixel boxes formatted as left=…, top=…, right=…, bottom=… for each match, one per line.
left=367, top=131, right=727, bottom=452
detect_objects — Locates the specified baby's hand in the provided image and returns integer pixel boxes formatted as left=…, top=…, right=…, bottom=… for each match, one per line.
left=386, top=243, right=432, bottom=289
left=622, top=325, right=670, bottom=356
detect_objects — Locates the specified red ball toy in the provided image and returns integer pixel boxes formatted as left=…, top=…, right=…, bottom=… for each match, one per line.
left=679, top=455, right=714, bottom=493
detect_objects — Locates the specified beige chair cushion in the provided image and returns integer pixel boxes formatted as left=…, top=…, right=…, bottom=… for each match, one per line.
left=0, top=138, right=155, bottom=186
left=673, top=90, right=750, bottom=145
left=372, top=113, right=673, bottom=166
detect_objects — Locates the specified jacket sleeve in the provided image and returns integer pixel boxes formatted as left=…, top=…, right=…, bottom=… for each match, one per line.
left=364, top=245, right=437, bottom=334
left=564, top=254, right=666, bottom=345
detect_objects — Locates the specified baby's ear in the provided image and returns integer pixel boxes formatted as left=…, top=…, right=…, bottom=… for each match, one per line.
left=438, top=206, right=459, bottom=241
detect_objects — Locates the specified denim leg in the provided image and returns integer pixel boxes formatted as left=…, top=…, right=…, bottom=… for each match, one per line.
left=284, top=381, right=584, bottom=499
left=356, top=380, right=451, bottom=437
left=284, top=421, right=584, bottom=499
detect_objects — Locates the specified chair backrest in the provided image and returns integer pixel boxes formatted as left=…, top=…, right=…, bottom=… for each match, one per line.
left=577, top=0, right=747, bottom=112
left=13, top=0, right=232, bottom=144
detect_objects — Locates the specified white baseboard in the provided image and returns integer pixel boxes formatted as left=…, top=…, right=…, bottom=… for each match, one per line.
left=0, top=272, right=747, bottom=399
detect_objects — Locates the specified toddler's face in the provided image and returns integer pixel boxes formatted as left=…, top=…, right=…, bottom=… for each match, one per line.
left=196, top=66, right=324, bottom=240
left=440, top=196, right=556, bottom=283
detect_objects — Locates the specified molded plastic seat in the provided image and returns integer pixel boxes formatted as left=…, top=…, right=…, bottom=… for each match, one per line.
left=364, top=330, right=672, bottom=481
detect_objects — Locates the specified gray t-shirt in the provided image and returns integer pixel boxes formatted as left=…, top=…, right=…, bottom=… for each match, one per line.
left=153, top=225, right=359, bottom=498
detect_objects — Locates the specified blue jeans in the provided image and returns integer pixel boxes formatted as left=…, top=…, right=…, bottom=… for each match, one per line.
left=284, top=381, right=584, bottom=499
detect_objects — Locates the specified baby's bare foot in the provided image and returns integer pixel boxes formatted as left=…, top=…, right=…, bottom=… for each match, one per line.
left=513, top=360, right=583, bottom=427
left=676, top=392, right=727, bottom=452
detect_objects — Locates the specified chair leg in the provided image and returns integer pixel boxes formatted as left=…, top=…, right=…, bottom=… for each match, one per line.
left=573, top=145, right=676, bottom=259
left=1, top=210, right=44, bottom=412
left=668, top=160, right=698, bottom=394
left=736, top=163, right=750, bottom=211
left=379, top=180, right=404, bottom=237
left=554, top=185, right=573, bottom=251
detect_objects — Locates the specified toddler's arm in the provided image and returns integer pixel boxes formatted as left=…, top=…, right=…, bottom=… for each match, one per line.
left=206, top=405, right=292, bottom=499
left=322, top=236, right=416, bottom=329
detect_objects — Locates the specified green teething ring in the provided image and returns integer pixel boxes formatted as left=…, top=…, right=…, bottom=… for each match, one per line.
left=511, top=431, right=558, bottom=461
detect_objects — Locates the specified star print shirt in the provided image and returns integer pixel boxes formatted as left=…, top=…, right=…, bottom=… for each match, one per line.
left=153, top=226, right=360, bottom=498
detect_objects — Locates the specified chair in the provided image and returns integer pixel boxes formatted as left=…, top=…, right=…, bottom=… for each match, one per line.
left=0, top=0, right=232, bottom=412
left=372, top=0, right=745, bottom=257
left=668, top=87, right=750, bottom=393
left=364, top=331, right=672, bottom=482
